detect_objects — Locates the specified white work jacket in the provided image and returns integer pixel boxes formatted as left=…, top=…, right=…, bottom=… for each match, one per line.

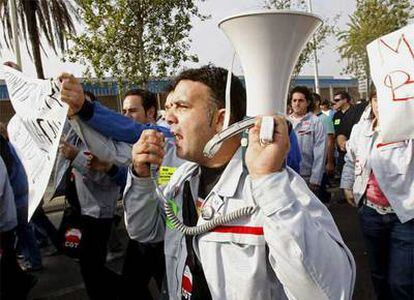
left=289, top=113, right=327, bottom=185
left=124, top=148, right=355, bottom=300
left=341, top=118, right=414, bottom=223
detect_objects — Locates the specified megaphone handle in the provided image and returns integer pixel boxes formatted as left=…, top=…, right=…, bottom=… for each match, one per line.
left=259, top=116, right=275, bottom=145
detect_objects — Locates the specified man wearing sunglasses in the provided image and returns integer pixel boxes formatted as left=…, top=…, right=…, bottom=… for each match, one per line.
left=332, top=92, right=352, bottom=136
left=332, top=92, right=368, bottom=204
left=332, top=92, right=353, bottom=176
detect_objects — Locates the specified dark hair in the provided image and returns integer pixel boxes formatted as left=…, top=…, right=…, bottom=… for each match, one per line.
left=334, top=91, right=351, bottom=102
left=84, top=90, right=98, bottom=102
left=312, top=92, right=322, bottom=104
left=124, top=88, right=157, bottom=116
left=288, top=86, right=314, bottom=113
left=321, top=98, right=331, bottom=108
left=171, top=64, right=246, bottom=123
left=369, top=89, right=377, bottom=100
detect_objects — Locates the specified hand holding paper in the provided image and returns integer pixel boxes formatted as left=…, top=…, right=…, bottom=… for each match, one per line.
left=59, top=73, right=85, bottom=117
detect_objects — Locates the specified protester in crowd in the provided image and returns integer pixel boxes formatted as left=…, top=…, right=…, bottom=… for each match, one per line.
left=0, top=128, right=43, bottom=272
left=332, top=91, right=352, bottom=170
left=86, top=88, right=181, bottom=299
left=320, top=98, right=335, bottom=119
left=288, top=86, right=327, bottom=194
left=341, top=91, right=414, bottom=299
left=62, top=66, right=355, bottom=299
left=332, top=91, right=368, bottom=173
left=60, top=66, right=355, bottom=299
left=58, top=92, right=121, bottom=300
left=313, top=92, right=335, bottom=205
left=0, top=144, right=37, bottom=299
left=335, top=100, right=369, bottom=153
left=125, top=66, right=354, bottom=299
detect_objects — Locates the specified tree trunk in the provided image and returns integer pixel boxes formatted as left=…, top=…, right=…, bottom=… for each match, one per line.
left=23, top=1, right=45, bottom=79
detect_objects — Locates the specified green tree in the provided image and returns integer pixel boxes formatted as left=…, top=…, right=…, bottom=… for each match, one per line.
left=337, top=0, right=413, bottom=86
left=0, top=0, right=80, bottom=78
left=66, top=0, right=207, bottom=88
left=263, top=0, right=337, bottom=78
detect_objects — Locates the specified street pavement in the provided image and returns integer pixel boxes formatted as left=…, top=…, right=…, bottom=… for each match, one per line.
left=28, top=190, right=375, bottom=300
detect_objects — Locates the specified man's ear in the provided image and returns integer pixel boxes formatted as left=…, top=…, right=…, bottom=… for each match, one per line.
left=146, top=106, right=156, bottom=123
left=214, top=108, right=227, bottom=133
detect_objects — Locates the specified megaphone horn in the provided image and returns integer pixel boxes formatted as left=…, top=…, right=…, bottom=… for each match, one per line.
left=204, top=10, right=322, bottom=158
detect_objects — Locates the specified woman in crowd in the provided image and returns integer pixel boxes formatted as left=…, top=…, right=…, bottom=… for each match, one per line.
left=341, top=92, right=414, bottom=300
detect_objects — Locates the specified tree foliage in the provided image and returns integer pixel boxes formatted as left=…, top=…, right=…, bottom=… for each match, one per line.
left=337, top=0, right=413, bottom=81
left=0, top=0, right=80, bottom=78
left=66, top=0, right=208, bottom=88
left=263, top=0, right=337, bottom=78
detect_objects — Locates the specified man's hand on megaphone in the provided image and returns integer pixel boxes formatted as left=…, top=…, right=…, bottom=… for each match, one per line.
left=245, top=115, right=290, bottom=180
left=59, top=73, right=85, bottom=117
left=131, top=130, right=166, bottom=178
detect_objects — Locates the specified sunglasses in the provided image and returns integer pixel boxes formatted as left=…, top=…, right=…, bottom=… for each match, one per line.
left=333, top=97, right=342, bottom=102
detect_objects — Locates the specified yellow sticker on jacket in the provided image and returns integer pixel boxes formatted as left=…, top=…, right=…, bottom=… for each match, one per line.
left=157, top=166, right=177, bottom=185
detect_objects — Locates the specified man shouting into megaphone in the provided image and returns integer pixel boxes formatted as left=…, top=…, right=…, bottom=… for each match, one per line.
left=61, top=65, right=355, bottom=300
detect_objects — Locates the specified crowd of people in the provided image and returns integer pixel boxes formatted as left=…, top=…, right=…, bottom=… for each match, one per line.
left=0, top=64, right=413, bottom=300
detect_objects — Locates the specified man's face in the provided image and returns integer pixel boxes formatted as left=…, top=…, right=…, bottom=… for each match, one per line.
left=165, top=80, right=219, bottom=163
left=291, top=92, right=309, bottom=117
left=332, top=95, right=348, bottom=111
left=122, top=95, right=148, bottom=123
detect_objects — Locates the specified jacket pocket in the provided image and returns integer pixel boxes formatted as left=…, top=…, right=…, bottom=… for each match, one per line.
left=377, top=141, right=411, bottom=175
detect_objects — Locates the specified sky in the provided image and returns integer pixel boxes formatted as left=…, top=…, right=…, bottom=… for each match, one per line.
left=0, top=0, right=357, bottom=80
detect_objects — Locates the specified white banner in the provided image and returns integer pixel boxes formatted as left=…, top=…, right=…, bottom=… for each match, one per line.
left=367, top=23, right=414, bottom=143
left=2, top=66, right=68, bottom=220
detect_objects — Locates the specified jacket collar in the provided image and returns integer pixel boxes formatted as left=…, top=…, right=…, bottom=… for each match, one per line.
left=289, top=112, right=313, bottom=129
left=177, top=147, right=244, bottom=199
left=212, top=147, right=244, bottom=198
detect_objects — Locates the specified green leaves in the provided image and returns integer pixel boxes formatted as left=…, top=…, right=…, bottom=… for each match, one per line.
left=263, top=0, right=337, bottom=78
left=0, top=0, right=80, bottom=78
left=337, top=0, right=413, bottom=81
left=66, top=0, right=207, bottom=90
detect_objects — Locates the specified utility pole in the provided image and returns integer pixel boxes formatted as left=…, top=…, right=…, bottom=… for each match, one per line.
left=307, top=0, right=320, bottom=94
left=8, top=0, right=22, bottom=69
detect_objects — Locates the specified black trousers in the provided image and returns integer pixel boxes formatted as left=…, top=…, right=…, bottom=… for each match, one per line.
left=79, top=216, right=119, bottom=300
left=121, top=239, right=165, bottom=300
left=32, top=205, right=60, bottom=250
left=317, top=173, right=331, bottom=204
left=0, top=229, right=36, bottom=300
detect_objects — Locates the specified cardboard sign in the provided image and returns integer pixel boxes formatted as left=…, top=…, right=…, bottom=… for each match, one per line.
left=367, top=23, right=414, bottom=142
left=2, top=66, right=68, bottom=220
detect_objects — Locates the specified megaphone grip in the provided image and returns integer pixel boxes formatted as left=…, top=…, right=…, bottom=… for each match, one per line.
left=259, top=116, right=275, bottom=145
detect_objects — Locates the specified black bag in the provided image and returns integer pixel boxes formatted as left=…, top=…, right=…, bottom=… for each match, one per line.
left=57, top=205, right=83, bottom=258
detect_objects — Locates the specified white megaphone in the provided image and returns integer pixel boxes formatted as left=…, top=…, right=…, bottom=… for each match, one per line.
left=204, top=10, right=322, bottom=157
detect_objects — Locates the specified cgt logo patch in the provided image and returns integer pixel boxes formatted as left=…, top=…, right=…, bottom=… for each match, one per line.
left=64, top=228, right=82, bottom=249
